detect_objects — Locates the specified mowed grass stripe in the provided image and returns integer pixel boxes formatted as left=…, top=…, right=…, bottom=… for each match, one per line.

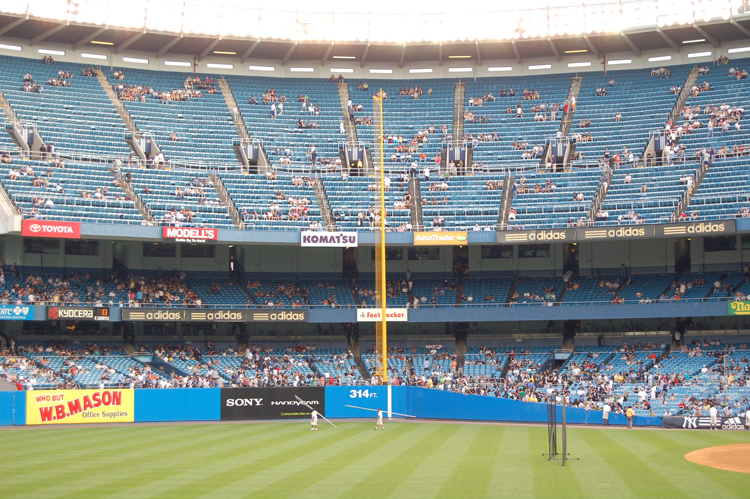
left=567, top=429, right=634, bottom=499
left=0, top=423, right=275, bottom=471
left=578, top=429, right=677, bottom=497
left=381, top=424, right=478, bottom=499
left=531, top=425, right=584, bottom=498
left=334, top=423, right=462, bottom=499
left=252, top=423, right=423, bottom=499
left=157, top=423, right=370, bottom=498
left=191, top=423, right=415, bottom=498
left=1, top=424, right=279, bottom=499
left=436, top=425, right=501, bottom=498
left=101, top=423, right=331, bottom=499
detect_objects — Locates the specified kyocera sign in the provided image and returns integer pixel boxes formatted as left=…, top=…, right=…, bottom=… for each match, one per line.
left=162, top=227, right=218, bottom=242
left=301, top=232, right=358, bottom=247
left=22, top=220, right=81, bottom=239
left=357, top=308, right=409, bottom=322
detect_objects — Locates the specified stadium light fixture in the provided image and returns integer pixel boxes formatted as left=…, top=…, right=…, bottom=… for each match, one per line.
left=448, top=55, right=472, bottom=59
left=213, top=51, right=237, bottom=55
left=290, top=67, right=315, bottom=72
left=648, top=55, right=672, bottom=62
left=409, top=68, right=432, bottom=73
left=333, top=55, right=356, bottom=59
left=330, top=68, right=354, bottom=73
left=90, top=40, right=114, bottom=45
left=122, top=57, right=149, bottom=64
left=687, top=51, right=712, bottom=58
left=529, top=64, right=552, bottom=70
left=165, top=61, right=191, bottom=66
left=682, top=38, right=706, bottom=44
left=564, top=49, right=587, bottom=54
left=448, top=67, right=472, bottom=72
left=81, top=52, right=108, bottom=60
left=207, top=63, right=234, bottom=69
left=488, top=66, right=513, bottom=72
left=38, top=48, right=65, bottom=56
left=607, top=59, right=632, bottom=65
left=0, top=43, right=22, bottom=52
left=248, top=65, right=275, bottom=71
left=369, top=69, right=393, bottom=74
left=567, top=61, right=591, bottom=67
left=728, top=46, right=750, bottom=54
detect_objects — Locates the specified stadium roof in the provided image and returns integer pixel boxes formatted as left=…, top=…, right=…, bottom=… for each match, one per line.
left=0, top=1, right=749, bottom=65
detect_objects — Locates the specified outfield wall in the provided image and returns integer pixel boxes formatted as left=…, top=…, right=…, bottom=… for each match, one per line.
left=1, top=387, right=662, bottom=427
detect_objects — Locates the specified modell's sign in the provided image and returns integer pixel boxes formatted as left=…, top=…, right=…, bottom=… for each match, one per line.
left=413, top=232, right=467, bottom=246
left=357, top=308, right=408, bottom=322
left=162, top=227, right=218, bottom=243
left=301, top=231, right=358, bottom=247
left=47, top=306, right=110, bottom=321
left=22, top=220, right=81, bottom=239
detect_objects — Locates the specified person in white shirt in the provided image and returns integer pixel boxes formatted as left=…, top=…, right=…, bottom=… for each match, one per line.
left=310, top=410, right=318, bottom=431
left=602, top=403, right=611, bottom=425
left=745, top=408, right=750, bottom=431
left=709, top=405, right=718, bottom=430
left=375, top=408, right=385, bottom=430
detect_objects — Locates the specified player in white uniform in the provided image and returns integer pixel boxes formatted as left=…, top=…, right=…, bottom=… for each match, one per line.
left=375, top=408, right=385, bottom=430
left=709, top=405, right=718, bottom=430
left=311, top=410, right=318, bottom=431
left=745, top=408, right=750, bottom=431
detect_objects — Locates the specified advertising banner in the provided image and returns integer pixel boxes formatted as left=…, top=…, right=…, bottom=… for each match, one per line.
left=162, top=227, right=218, bottom=243
left=662, top=415, right=747, bottom=430
left=356, top=308, right=408, bottom=322
left=26, top=389, right=135, bottom=425
left=122, top=308, right=308, bottom=323
left=22, top=220, right=81, bottom=239
left=0, top=304, right=34, bottom=320
left=659, top=219, right=735, bottom=237
left=301, top=231, right=358, bottom=247
left=413, top=231, right=468, bottom=246
left=220, top=387, right=325, bottom=420
left=498, top=228, right=576, bottom=243
left=47, top=306, right=110, bottom=321
left=728, top=301, right=750, bottom=316
left=577, top=225, right=656, bottom=241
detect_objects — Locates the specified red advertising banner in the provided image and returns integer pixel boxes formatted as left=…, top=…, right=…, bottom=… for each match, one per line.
left=162, top=226, right=218, bottom=243
left=22, top=220, right=81, bottom=239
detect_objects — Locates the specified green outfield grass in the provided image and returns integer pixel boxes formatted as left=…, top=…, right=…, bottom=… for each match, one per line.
left=1, top=422, right=749, bottom=499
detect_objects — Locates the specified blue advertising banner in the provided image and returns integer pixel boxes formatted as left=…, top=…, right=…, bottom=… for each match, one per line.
left=325, top=386, right=406, bottom=419
left=0, top=305, right=35, bottom=320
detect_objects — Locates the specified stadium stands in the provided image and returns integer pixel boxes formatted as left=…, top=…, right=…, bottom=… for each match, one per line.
left=0, top=56, right=131, bottom=160
left=227, top=76, right=342, bottom=170
left=0, top=159, right=142, bottom=224
left=109, top=68, right=237, bottom=166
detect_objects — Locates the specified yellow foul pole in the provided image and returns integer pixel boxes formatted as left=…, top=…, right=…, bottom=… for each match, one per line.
left=378, top=88, right=387, bottom=384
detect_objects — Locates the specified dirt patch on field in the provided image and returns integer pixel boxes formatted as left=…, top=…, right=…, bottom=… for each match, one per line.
left=685, top=443, right=750, bottom=474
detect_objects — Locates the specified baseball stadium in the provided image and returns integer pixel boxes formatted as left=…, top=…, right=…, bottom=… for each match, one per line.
left=1, top=0, right=750, bottom=497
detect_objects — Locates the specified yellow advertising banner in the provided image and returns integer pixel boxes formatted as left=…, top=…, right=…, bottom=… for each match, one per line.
left=728, top=301, right=750, bottom=316
left=413, top=231, right=468, bottom=246
left=26, top=389, right=134, bottom=425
